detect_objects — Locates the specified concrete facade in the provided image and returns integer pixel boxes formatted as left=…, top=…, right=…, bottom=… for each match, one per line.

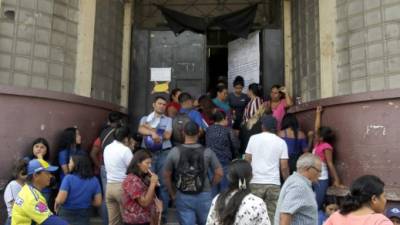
left=336, top=0, right=400, bottom=95
left=91, top=0, right=124, bottom=104
left=0, top=0, right=78, bottom=93
left=291, top=0, right=321, bottom=102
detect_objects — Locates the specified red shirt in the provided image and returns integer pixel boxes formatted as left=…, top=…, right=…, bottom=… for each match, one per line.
left=122, top=174, right=156, bottom=224
left=166, top=101, right=181, bottom=112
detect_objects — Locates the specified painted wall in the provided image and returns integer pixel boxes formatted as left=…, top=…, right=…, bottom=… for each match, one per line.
left=293, top=89, right=400, bottom=200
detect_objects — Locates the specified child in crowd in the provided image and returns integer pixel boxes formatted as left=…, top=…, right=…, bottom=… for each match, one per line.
left=386, top=207, right=400, bottom=225
left=318, top=196, right=339, bottom=225
left=24, top=138, right=54, bottom=204
left=57, top=127, right=86, bottom=181
left=55, top=155, right=102, bottom=225
left=122, top=149, right=162, bottom=225
left=3, top=160, right=28, bottom=225
left=310, top=106, right=343, bottom=209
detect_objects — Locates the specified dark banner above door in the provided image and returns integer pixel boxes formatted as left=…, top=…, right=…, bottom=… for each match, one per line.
left=156, top=4, right=258, bottom=39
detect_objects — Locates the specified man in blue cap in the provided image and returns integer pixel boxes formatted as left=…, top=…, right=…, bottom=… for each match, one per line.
left=387, top=207, right=400, bottom=225
left=11, top=159, right=69, bottom=225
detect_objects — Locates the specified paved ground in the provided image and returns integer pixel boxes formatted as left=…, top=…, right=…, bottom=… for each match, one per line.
left=90, top=208, right=179, bottom=225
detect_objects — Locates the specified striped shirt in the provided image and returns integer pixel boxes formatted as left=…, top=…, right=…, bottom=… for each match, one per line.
left=243, top=96, right=263, bottom=123
left=274, top=172, right=318, bottom=225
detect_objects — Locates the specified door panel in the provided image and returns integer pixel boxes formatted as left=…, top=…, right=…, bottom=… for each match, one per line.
left=130, top=30, right=206, bottom=129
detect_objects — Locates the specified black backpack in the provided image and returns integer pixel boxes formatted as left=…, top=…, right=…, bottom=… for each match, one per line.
left=172, top=112, right=192, bottom=145
left=175, top=146, right=205, bottom=194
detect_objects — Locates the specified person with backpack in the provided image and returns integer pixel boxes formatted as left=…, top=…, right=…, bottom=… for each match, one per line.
left=164, top=121, right=223, bottom=225
left=172, top=92, right=208, bottom=145
left=138, top=95, right=172, bottom=224
left=90, top=111, right=123, bottom=225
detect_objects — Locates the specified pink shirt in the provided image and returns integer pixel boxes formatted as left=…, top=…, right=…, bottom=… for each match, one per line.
left=313, top=142, right=333, bottom=163
left=325, top=211, right=393, bottom=225
left=270, top=99, right=286, bottom=130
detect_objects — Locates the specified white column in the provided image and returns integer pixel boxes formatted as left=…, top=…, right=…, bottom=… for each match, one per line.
left=120, top=0, right=133, bottom=108
left=319, top=0, right=337, bottom=98
left=283, top=0, right=293, bottom=95
left=74, top=0, right=96, bottom=97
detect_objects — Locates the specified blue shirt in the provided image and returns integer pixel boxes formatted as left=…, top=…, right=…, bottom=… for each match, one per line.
left=59, top=174, right=101, bottom=209
left=212, top=98, right=230, bottom=113
left=58, top=148, right=87, bottom=180
left=180, top=108, right=208, bottom=130
left=140, top=114, right=173, bottom=149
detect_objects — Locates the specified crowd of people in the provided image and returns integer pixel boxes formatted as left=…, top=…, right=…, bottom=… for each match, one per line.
left=2, top=75, right=399, bottom=225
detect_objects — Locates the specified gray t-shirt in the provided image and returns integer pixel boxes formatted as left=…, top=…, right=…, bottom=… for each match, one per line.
left=4, top=180, right=22, bottom=217
left=164, top=143, right=222, bottom=192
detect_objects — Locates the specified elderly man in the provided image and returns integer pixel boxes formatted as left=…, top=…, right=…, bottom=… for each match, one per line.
left=274, top=153, right=322, bottom=225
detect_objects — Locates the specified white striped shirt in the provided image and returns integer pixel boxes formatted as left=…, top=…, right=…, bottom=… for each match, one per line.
left=274, top=172, right=318, bottom=225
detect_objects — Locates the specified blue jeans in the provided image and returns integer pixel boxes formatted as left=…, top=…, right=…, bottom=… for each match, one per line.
left=313, top=179, right=329, bottom=209
left=211, top=163, right=229, bottom=198
left=175, top=191, right=212, bottom=225
left=151, top=149, right=170, bottom=224
left=58, top=208, right=91, bottom=225
left=100, top=165, right=109, bottom=225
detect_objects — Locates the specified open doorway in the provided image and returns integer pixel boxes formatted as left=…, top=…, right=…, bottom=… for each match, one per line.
left=207, top=30, right=236, bottom=97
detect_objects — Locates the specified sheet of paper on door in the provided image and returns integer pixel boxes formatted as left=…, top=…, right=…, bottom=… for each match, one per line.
left=150, top=68, right=172, bottom=81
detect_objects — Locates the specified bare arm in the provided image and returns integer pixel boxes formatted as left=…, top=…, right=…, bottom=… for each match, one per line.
left=280, top=159, right=290, bottom=181
left=325, top=149, right=342, bottom=187
left=164, top=170, right=176, bottom=200
left=61, top=165, right=69, bottom=176
left=92, top=193, right=102, bottom=207
left=279, top=213, right=292, bottom=225
left=163, top=130, right=172, bottom=141
left=314, top=106, right=322, bottom=132
left=137, top=179, right=158, bottom=207
left=90, top=145, right=101, bottom=169
left=212, top=167, right=224, bottom=185
left=54, top=191, right=68, bottom=213
left=244, top=153, right=252, bottom=163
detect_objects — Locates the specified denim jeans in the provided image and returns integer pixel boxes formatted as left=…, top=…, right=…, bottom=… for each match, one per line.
left=313, top=179, right=329, bottom=209
left=58, top=207, right=91, bottom=225
left=175, top=191, right=212, bottom=225
left=211, top=162, right=229, bottom=198
left=150, top=149, right=170, bottom=224
left=100, top=165, right=109, bottom=225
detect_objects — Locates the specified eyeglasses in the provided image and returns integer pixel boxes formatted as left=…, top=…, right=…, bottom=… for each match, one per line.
left=310, top=166, right=321, bottom=173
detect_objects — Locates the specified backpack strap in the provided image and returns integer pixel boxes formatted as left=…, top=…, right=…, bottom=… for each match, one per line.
left=101, top=128, right=115, bottom=149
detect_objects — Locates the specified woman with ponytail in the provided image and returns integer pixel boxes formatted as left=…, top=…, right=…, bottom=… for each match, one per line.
left=325, top=175, right=393, bottom=225
left=206, top=159, right=270, bottom=225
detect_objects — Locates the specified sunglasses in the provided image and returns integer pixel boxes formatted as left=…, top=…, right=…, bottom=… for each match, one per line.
left=310, top=166, right=321, bottom=173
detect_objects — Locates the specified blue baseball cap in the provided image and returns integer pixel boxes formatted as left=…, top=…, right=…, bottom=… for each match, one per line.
left=27, top=159, right=58, bottom=175
left=387, top=207, right=400, bottom=219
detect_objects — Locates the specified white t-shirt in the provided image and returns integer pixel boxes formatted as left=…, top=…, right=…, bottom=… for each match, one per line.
left=104, top=140, right=133, bottom=183
left=3, top=180, right=23, bottom=217
left=245, top=132, right=289, bottom=185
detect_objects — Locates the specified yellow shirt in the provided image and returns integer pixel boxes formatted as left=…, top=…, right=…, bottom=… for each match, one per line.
left=11, top=184, right=52, bottom=225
